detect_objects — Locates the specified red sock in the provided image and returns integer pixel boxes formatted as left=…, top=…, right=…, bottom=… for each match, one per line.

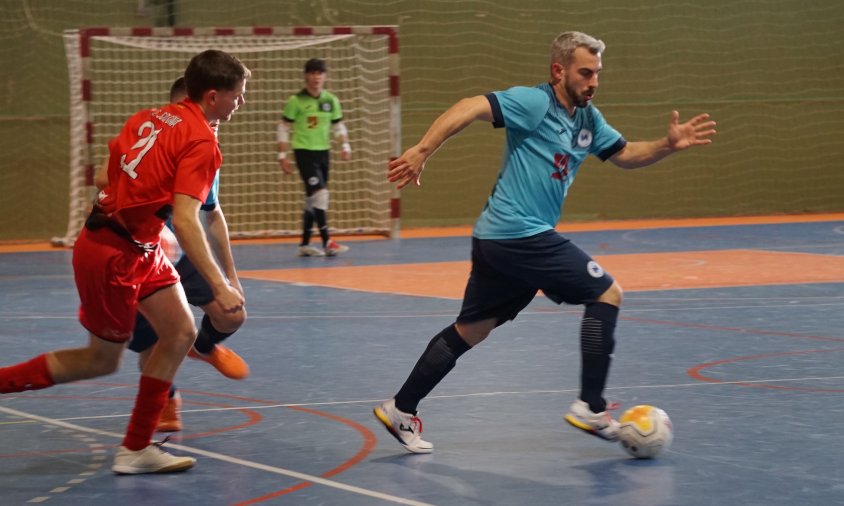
left=122, top=376, right=171, bottom=451
left=0, top=354, right=55, bottom=393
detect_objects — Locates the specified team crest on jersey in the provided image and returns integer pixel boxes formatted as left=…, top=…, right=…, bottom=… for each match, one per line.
left=320, top=102, right=333, bottom=112
left=576, top=129, right=593, bottom=148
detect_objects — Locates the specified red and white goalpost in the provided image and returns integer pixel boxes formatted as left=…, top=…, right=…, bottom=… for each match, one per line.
left=57, top=26, right=401, bottom=246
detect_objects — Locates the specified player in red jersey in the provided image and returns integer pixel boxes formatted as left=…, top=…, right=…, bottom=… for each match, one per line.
left=0, top=49, right=250, bottom=475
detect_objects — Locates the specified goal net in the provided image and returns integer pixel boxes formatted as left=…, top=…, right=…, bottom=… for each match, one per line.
left=58, top=26, right=399, bottom=245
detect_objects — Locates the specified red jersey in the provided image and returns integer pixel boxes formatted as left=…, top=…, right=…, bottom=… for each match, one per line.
left=98, top=100, right=220, bottom=245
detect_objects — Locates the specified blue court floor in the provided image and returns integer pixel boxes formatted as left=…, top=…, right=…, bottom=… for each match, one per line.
left=2, top=219, right=843, bottom=505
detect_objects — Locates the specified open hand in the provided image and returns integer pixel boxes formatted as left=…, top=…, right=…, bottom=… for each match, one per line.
left=668, top=111, right=716, bottom=151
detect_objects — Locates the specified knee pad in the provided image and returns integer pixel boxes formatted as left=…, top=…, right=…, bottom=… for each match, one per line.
left=311, top=189, right=329, bottom=211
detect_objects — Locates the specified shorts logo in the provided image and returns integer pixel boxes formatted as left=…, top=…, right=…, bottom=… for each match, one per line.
left=308, top=176, right=320, bottom=186
left=576, top=129, right=593, bottom=148
left=587, top=260, right=604, bottom=278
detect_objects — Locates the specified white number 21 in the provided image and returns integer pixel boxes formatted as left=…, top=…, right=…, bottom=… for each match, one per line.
left=120, top=121, right=162, bottom=179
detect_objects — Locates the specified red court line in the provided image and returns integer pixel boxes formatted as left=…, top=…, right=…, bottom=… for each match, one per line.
left=687, top=348, right=844, bottom=392
left=174, top=388, right=380, bottom=505
left=617, top=317, right=844, bottom=392
left=0, top=392, right=264, bottom=458
left=233, top=405, right=378, bottom=506
left=1, top=385, right=378, bottom=501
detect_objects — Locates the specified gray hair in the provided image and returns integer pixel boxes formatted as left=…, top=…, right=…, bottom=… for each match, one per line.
left=550, top=31, right=605, bottom=66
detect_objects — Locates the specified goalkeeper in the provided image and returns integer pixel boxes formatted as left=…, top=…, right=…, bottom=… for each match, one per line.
left=277, top=58, right=351, bottom=257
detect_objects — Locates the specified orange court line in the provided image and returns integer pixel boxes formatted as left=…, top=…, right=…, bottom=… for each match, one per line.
left=4, top=212, right=844, bottom=253
left=240, top=249, right=844, bottom=299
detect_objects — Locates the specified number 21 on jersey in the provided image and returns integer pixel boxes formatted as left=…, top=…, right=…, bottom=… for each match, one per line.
left=120, top=121, right=162, bottom=179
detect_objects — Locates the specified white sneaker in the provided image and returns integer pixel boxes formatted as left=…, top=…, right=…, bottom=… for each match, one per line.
left=373, top=398, right=433, bottom=454
left=297, top=245, right=324, bottom=257
left=112, top=440, right=196, bottom=474
left=564, top=399, right=620, bottom=441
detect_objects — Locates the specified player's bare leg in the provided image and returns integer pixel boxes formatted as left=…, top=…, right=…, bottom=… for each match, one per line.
left=113, top=283, right=196, bottom=474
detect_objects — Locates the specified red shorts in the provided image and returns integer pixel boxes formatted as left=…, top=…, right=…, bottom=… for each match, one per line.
left=73, top=227, right=180, bottom=342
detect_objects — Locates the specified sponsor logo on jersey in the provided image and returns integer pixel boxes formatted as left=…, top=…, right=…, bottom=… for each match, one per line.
left=551, top=153, right=570, bottom=181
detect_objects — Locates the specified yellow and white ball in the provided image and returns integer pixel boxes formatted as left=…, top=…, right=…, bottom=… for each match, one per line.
left=618, top=405, right=673, bottom=459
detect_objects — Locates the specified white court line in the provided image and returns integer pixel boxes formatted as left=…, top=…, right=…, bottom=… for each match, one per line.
left=0, top=405, right=434, bottom=506
left=21, top=374, right=844, bottom=424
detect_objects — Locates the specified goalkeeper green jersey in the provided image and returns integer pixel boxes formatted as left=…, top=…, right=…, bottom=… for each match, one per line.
left=282, top=89, right=343, bottom=151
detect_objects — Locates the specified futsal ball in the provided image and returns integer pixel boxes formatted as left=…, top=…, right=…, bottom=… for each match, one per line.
left=617, top=405, right=673, bottom=459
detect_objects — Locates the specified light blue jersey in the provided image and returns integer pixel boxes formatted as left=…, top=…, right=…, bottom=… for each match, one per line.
left=473, top=83, right=626, bottom=239
left=200, top=172, right=220, bottom=212
left=163, top=170, right=219, bottom=263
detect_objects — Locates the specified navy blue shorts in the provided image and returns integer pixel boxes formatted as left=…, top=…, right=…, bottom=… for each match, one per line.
left=457, top=230, right=614, bottom=326
left=293, top=149, right=330, bottom=196
left=128, top=256, right=213, bottom=353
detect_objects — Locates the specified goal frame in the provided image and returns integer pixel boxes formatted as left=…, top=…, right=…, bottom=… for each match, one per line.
left=57, top=25, right=401, bottom=246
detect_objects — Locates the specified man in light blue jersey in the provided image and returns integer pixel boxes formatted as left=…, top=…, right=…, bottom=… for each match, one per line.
left=373, top=31, right=716, bottom=454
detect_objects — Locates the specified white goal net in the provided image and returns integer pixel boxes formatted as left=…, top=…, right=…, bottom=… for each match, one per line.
left=58, top=26, right=399, bottom=245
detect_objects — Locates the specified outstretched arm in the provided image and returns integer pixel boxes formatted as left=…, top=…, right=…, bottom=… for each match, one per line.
left=610, top=111, right=716, bottom=169
left=387, top=95, right=494, bottom=189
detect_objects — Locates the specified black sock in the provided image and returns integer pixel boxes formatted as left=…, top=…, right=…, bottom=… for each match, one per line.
left=394, top=324, right=471, bottom=414
left=579, top=302, right=619, bottom=413
left=301, top=210, right=314, bottom=245
left=313, top=208, right=329, bottom=246
left=193, top=315, right=235, bottom=354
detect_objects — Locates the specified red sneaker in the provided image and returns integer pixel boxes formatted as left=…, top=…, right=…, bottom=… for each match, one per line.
left=157, top=392, right=182, bottom=432
left=324, top=239, right=349, bottom=257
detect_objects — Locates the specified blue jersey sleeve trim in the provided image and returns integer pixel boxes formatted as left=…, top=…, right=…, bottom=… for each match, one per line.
left=486, top=93, right=504, bottom=128
left=597, top=137, right=627, bottom=161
